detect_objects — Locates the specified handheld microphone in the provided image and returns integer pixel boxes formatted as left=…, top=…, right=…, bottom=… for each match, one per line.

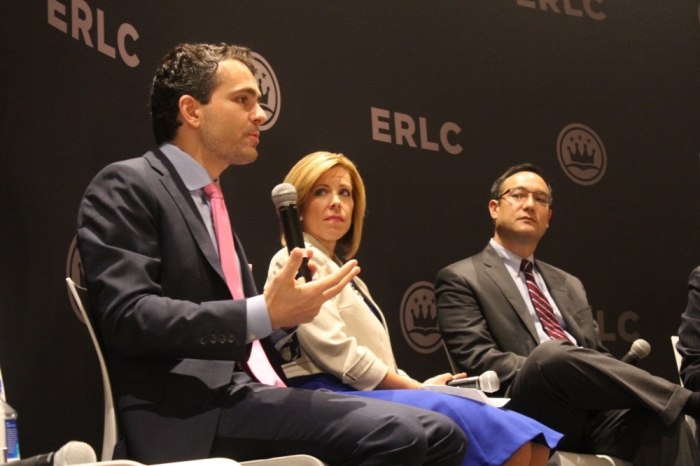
left=447, top=370, right=500, bottom=393
left=271, top=183, right=312, bottom=282
left=14, top=441, right=96, bottom=466
left=620, top=339, right=651, bottom=365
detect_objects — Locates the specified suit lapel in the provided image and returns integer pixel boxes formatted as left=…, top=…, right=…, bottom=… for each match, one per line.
left=482, top=245, right=540, bottom=344
left=537, top=261, right=586, bottom=345
left=234, top=233, right=257, bottom=297
left=146, top=150, right=228, bottom=286
left=353, top=276, right=389, bottom=330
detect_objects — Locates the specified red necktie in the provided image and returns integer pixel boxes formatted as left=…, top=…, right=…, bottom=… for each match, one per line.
left=520, top=259, right=570, bottom=342
left=203, top=182, right=286, bottom=387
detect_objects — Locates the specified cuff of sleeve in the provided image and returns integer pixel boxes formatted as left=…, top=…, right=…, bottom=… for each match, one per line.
left=246, top=295, right=272, bottom=343
left=343, top=357, right=390, bottom=391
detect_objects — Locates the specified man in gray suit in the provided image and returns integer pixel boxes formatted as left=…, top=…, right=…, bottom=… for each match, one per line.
left=435, top=163, right=700, bottom=465
left=78, top=42, right=467, bottom=465
left=677, top=265, right=700, bottom=447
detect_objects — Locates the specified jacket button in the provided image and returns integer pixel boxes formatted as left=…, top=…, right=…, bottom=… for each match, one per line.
left=199, top=337, right=207, bottom=345
left=210, top=334, right=217, bottom=344
left=219, top=334, right=226, bottom=344
left=228, top=334, right=236, bottom=343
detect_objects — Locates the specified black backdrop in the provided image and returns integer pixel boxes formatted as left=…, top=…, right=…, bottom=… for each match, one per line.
left=2, top=0, right=700, bottom=457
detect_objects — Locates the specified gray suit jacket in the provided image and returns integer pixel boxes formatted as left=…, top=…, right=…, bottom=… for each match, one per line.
left=434, top=244, right=610, bottom=393
left=77, top=149, right=285, bottom=463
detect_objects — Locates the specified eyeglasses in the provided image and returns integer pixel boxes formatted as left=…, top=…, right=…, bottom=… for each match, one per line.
left=499, top=187, right=551, bottom=208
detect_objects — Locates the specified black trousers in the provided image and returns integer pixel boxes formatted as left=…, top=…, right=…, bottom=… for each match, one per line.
left=210, top=373, right=467, bottom=466
left=506, top=340, right=698, bottom=465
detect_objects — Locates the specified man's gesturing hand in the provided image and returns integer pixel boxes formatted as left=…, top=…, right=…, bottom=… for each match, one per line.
left=265, top=248, right=360, bottom=329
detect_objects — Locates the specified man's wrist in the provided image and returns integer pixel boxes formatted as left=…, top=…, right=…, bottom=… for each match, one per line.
left=246, top=295, right=272, bottom=342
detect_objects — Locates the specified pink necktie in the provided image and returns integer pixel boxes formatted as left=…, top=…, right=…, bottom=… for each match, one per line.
left=520, top=260, right=570, bottom=342
left=203, top=182, right=286, bottom=387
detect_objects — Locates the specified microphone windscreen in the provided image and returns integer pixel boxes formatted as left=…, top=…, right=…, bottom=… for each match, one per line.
left=53, top=441, right=96, bottom=466
left=630, top=339, right=651, bottom=360
left=271, top=183, right=298, bottom=208
left=478, top=371, right=500, bottom=393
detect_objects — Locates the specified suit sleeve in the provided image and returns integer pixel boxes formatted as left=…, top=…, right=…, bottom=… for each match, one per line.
left=559, top=273, right=610, bottom=355
left=435, top=263, right=527, bottom=390
left=77, top=162, right=250, bottom=361
left=678, top=266, right=700, bottom=390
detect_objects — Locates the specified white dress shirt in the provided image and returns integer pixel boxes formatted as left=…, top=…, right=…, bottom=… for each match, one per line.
left=489, top=239, right=576, bottom=344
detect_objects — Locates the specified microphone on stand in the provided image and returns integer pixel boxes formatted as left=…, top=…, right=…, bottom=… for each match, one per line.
left=271, top=183, right=312, bottom=282
left=14, top=441, right=96, bottom=466
left=447, top=371, right=500, bottom=393
left=620, top=339, right=651, bottom=366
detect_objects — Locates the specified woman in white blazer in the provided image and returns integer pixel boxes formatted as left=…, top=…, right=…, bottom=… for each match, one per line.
left=266, top=151, right=563, bottom=466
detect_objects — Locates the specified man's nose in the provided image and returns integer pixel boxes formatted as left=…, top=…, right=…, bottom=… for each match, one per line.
left=252, top=103, right=268, bottom=125
left=522, top=194, right=536, bottom=209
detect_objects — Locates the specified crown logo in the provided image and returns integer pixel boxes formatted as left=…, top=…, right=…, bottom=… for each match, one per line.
left=258, top=76, right=270, bottom=108
left=407, top=295, right=438, bottom=333
left=401, top=282, right=442, bottom=353
left=557, top=124, right=607, bottom=186
left=251, top=52, right=281, bottom=131
left=567, top=140, right=596, bottom=166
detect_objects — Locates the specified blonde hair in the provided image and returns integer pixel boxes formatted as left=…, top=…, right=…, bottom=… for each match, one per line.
left=283, top=151, right=366, bottom=259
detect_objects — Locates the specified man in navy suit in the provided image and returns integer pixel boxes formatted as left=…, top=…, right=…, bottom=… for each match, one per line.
left=435, top=163, right=699, bottom=465
left=77, top=43, right=466, bottom=466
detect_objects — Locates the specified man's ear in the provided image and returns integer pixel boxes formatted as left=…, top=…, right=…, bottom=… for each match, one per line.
left=488, top=199, right=499, bottom=220
left=178, top=95, right=201, bottom=129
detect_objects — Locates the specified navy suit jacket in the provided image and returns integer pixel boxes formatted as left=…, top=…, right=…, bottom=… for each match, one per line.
left=77, top=149, right=285, bottom=463
left=435, top=244, right=610, bottom=394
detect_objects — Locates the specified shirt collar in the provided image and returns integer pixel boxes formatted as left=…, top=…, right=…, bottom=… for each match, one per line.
left=489, top=238, right=535, bottom=271
left=159, top=143, right=213, bottom=191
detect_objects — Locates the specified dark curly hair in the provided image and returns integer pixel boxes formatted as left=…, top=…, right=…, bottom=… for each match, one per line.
left=150, top=43, right=257, bottom=144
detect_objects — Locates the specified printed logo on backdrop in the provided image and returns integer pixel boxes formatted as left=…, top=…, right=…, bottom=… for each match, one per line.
left=515, top=0, right=606, bottom=21
left=371, top=107, right=463, bottom=154
left=251, top=53, right=280, bottom=131
left=47, top=0, right=140, bottom=67
left=557, top=123, right=607, bottom=186
left=66, top=235, right=87, bottom=323
left=400, top=281, right=442, bottom=354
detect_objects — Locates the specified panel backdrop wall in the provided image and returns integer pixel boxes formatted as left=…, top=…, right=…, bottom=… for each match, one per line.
left=2, top=0, right=699, bottom=457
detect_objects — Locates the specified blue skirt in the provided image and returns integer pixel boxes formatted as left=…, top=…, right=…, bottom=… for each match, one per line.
left=290, top=374, right=563, bottom=466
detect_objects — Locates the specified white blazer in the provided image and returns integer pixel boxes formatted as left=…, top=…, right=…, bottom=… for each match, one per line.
left=266, top=234, right=406, bottom=390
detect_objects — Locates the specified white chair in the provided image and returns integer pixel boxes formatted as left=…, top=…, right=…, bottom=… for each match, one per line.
left=671, top=336, right=682, bottom=373
left=240, top=457, right=325, bottom=465
left=67, top=277, right=117, bottom=461
left=547, top=452, right=630, bottom=466
left=77, top=457, right=323, bottom=466
left=440, top=340, right=631, bottom=466
left=66, top=278, right=327, bottom=466
left=77, top=459, right=243, bottom=466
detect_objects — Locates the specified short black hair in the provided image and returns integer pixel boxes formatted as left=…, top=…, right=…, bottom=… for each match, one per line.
left=150, top=43, right=256, bottom=144
left=490, top=163, right=553, bottom=205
